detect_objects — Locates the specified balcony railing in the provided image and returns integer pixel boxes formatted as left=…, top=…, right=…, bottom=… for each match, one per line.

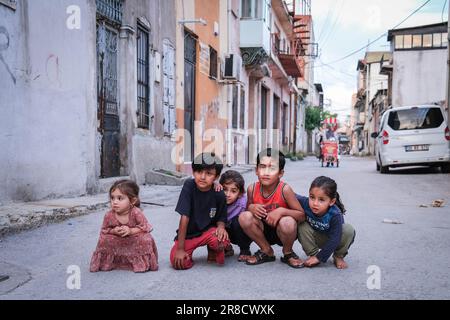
left=271, top=33, right=303, bottom=78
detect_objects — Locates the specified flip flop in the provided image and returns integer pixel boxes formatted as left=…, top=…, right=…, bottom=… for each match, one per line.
left=245, top=250, right=276, bottom=266
left=280, top=252, right=304, bottom=269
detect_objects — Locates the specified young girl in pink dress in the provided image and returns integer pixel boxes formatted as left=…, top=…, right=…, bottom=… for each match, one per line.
left=90, top=180, right=158, bottom=272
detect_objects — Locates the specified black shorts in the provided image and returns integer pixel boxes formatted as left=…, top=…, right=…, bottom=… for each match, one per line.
left=263, top=222, right=282, bottom=246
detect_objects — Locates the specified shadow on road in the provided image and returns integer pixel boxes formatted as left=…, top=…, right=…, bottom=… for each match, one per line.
left=387, top=166, right=443, bottom=175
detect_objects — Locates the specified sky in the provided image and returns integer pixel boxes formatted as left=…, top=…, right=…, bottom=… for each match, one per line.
left=311, top=0, right=448, bottom=122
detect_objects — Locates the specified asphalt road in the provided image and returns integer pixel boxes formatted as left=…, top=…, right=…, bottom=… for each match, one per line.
left=1, top=156, right=449, bottom=300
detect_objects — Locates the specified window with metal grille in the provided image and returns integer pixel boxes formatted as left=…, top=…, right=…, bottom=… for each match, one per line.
left=96, top=0, right=123, bottom=24
left=209, top=46, right=218, bottom=79
left=137, top=25, right=150, bottom=129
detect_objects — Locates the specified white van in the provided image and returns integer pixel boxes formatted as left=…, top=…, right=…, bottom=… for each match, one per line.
left=372, top=105, right=450, bottom=174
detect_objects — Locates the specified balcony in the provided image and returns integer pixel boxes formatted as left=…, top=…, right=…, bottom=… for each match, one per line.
left=240, top=19, right=271, bottom=66
left=271, top=33, right=303, bottom=78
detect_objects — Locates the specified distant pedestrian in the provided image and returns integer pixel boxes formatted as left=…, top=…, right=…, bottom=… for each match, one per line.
left=218, top=170, right=253, bottom=262
left=239, top=148, right=306, bottom=268
left=296, top=176, right=355, bottom=269
left=90, top=179, right=158, bottom=272
left=170, top=152, right=230, bottom=270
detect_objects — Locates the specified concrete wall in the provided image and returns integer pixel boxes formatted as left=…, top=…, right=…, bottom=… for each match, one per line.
left=392, top=49, right=447, bottom=107
left=0, top=0, right=97, bottom=202
left=0, top=0, right=177, bottom=201
left=122, top=0, right=177, bottom=185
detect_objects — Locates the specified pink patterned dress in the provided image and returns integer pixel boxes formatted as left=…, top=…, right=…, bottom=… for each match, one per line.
left=90, top=207, right=158, bottom=272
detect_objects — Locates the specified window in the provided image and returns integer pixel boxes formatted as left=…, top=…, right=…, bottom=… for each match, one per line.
left=433, top=33, right=442, bottom=47
left=241, top=0, right=252, bottom=18
left=209, top=46, right=218, bottom=79
left=412, top=34, right=422, bottom=48
left=395, top=35, right=404, bottom=49
left=240, top=87, right=246, bottom=129
left=422, top=34, right=432, bottom=48
left=261, top=86, right=268, bottom=129
left=137, top=25, right=150, bottom=129
left=395, top=32, right=447, bottom=50
left=273, top=95, right=280, bottom=129
left=241, top=0, right=265, bottom=19
left=403, top=34, right=412, bottom=49
left=232, top=85, right=238, bottom=129
left=387, top=107, right=444, bottom=131
left=282, top=103, right=288, bottom=145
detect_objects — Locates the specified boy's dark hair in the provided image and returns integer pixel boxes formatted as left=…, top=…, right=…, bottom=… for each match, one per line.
left=109, top=179, right=141, bottom=208
left=192, top=152, right=223, bottom=176
left=310, top=176, right=346, bottom=214
left=256, top=148, right=286, bottom=171
left=219, top=170, right=245, bottom=194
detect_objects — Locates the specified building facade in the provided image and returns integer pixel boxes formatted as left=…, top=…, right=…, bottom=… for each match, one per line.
left=0, top=0, right=176, bottom=202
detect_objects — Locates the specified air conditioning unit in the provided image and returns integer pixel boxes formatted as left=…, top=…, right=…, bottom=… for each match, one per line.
left=223, top=53, right=241, bottom=81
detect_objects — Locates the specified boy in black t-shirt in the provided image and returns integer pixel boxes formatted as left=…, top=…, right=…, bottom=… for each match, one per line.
left=170, top=153, right=230, bottom=270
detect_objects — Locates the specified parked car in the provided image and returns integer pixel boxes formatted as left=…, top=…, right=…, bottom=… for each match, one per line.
left=371, top=105, right=450, bottom=174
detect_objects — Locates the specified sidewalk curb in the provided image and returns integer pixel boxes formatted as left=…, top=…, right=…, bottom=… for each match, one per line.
left=0, top=202, right=110, bottom=238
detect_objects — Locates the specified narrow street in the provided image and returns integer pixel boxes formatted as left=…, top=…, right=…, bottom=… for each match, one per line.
left=1, top=156, right=449, bottom=300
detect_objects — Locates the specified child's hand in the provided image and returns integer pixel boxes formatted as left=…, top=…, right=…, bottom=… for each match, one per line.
left=265, top=209, right=282, bottom=227
left=249, top=204, right=267, bottom=220
left=304, top=256, right=320, bottom=268
left=215, top=226, right=229, bottom=242
left=214, top=182, right=223, bottom=192
left=173, top=249, right=189, bottom=270
left=111, top=227, right=122, bottom=236
left=117, top=226, right=131, bottom=237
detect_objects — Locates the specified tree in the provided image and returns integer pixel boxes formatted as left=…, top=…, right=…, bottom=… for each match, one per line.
left=305, top=106, right=337, bottom=131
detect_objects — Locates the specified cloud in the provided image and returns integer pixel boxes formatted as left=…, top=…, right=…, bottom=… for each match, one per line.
left=313, top=0, right=445, bottom=38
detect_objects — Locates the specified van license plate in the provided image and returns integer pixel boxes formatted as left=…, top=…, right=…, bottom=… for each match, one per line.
left=405, top=145, right=429, bottom=152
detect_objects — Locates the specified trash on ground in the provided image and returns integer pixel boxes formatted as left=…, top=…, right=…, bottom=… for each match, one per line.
left=0, top=275, right=9, bottom=283
left=432, top=199, right=445, bottom=208
left=382, top=219, right=403, bottom=224
left=419, top=204, right=429, bottom=208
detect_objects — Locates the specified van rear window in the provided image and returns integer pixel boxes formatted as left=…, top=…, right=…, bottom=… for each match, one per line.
left=387, top=107, right=444, bottom=131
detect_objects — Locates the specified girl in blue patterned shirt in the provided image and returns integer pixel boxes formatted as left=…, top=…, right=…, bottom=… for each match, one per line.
left=296, top=176, right=356, bottom=269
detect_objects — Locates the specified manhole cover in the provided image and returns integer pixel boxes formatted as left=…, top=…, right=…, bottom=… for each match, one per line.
left=0, top=275, right=9, bottom=283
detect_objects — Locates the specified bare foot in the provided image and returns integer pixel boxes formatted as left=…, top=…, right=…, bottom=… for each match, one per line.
left=333, top=256, right=348, bottom=269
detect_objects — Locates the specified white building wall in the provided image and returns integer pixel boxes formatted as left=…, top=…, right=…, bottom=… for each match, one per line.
left=392, top=49, right=447, bottom=107
left=0, top=0, right=97, bottom=202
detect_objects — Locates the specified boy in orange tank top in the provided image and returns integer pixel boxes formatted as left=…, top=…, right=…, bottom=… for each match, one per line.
left=239, top=148, right=306, bottom=268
